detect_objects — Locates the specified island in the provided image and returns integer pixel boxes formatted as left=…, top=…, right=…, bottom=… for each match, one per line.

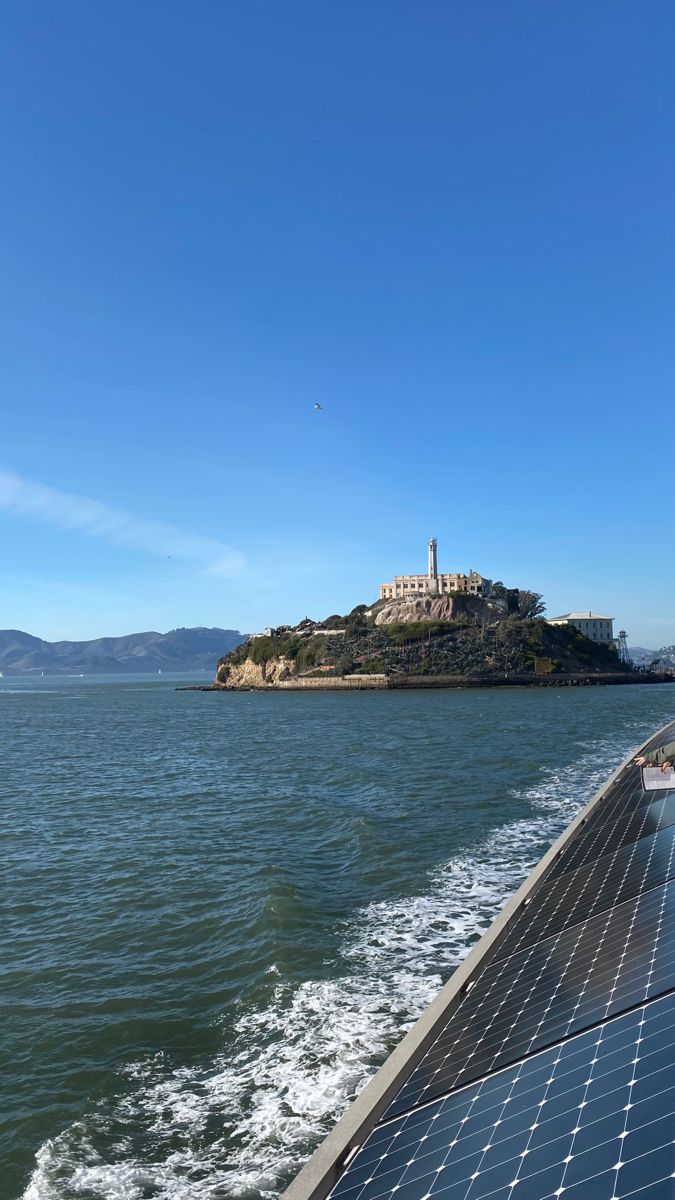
left=194, top=541, right=673, bottom=692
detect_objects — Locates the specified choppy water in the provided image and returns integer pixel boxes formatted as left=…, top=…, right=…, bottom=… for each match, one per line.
left=2, top=676, right=674, bottom=1199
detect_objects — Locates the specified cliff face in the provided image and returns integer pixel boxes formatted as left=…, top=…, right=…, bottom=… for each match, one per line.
left=216, top=655, right=295, bottom=688
left=374, top=595, right=503, bottom=627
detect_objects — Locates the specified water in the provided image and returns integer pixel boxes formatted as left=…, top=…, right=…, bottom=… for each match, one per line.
left=2, top=676, right=673, bottom=1200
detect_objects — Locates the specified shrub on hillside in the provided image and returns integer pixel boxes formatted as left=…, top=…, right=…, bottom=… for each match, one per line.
left=383, top=620, right=461, bottom=645
left=321, top=614, right=348, bottom=629
left=359, top=658, right=386, bottom=674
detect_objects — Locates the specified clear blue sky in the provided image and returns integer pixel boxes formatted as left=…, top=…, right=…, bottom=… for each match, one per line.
left=1, top=2, right=673, bottom=646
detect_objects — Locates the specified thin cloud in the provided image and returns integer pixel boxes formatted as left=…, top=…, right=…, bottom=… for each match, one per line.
left=0, top=468, right=244, bottom=577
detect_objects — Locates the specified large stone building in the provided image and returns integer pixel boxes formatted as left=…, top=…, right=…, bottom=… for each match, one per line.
left=547, top=611, right=615, bottom=644
left=379, top=539, right=492, bottom=601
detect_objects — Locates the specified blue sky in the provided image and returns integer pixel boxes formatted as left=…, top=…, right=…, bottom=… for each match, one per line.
left=1, top=2, right=673, bottom=646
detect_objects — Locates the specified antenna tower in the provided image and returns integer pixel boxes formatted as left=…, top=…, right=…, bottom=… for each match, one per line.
left=617, top=630, right=631, bottom=665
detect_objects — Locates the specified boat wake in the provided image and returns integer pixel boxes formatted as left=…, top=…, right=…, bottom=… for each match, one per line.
left=23, top=737, right=636, bottom=1200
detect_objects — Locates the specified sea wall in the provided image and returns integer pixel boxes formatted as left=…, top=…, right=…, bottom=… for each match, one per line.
left=210, top=671, right=674, bottom=692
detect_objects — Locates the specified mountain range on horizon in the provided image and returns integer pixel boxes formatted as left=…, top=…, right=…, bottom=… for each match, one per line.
left=0, top=627, right=247, bottom=675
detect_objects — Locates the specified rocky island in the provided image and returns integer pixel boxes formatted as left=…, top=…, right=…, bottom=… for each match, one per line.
left=213, top=588, right=664, bottom=690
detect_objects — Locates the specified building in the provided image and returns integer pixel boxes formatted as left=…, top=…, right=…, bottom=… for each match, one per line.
left=547, top=611, right=615, bottom=644
left=379, top=538, right=492, bottom=601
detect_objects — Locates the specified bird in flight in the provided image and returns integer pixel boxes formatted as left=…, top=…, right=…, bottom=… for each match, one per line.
left=314, top=402, right=323, bottom=410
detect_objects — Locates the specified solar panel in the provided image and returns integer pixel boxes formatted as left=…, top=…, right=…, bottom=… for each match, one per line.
left=549, top=792, right=675, bottom=879
left=494, top=823, right=675, bottom=959
left=386, top=878, right=675, bottom=1117
left=577, top=768, right=651, bottom=832
left=330, top=991, right=675, bottom=1200
left=580, top=726, right=675, bottom=834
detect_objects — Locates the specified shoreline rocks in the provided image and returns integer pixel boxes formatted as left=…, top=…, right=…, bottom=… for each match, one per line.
left=180, top=672, right=675, bottom=693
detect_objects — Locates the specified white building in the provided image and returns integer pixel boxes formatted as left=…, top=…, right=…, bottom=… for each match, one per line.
left=547, top=611, right=615, bottom=644
left=379, top=538, right=492, bottom=601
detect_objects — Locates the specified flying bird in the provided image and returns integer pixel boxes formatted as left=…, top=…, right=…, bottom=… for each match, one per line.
left=314, top=403, right=323, bottom=411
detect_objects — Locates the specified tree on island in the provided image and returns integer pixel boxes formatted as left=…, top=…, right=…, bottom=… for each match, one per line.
left=517, top=590, right=546, bottom=619
left=491, top=582, right=545, bottom=619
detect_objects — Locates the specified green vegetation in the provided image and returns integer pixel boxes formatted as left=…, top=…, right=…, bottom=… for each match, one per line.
left=383, top=620, right=465, bottom=645
left=553, top=624, right=624, bottom=669
left=320, top=614, right=348, bottom=629
left=359, top=658, right=386, bottom=674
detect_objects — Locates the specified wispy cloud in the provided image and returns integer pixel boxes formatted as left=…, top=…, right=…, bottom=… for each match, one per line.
left=0, top=468, right=244, bottom=577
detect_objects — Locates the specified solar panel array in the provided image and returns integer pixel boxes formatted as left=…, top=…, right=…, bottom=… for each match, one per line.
left=326, top=721, right=675, bottom=1200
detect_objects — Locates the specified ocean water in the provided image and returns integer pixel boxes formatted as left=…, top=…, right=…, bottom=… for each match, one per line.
left=2, top=675, right=674, bottom=1200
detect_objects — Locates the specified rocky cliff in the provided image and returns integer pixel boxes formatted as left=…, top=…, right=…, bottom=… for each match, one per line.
left=374, top=594, right=504, bottom=627
left=217, top=655, right=296, bottom=688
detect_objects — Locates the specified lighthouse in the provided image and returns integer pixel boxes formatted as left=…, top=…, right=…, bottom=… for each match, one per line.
left=428, top=537, right=438, bottom=592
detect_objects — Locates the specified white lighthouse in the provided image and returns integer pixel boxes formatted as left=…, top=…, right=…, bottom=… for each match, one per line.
left=427, top=537, right=438, bottom=592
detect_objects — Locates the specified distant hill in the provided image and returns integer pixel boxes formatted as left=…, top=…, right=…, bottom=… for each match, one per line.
left=647, top=645, right=675, bottom=669
left=629, top=645, right=675, bottom=669
left=628, top=646, right=656, bottom=666
left=0, top=627, right=247, bottom=674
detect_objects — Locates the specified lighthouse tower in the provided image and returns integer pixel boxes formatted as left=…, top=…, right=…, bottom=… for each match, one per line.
left=428, top=537, right=438, bottom=593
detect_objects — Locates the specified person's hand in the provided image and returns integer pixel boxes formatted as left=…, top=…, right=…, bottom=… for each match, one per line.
left=634, top=756, right=648, bottom=766
left=661, top=761, right=673, bottom=773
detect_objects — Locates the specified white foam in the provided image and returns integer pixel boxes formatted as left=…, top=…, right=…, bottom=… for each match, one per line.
left=22, top=736, right=637, bottom=1200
